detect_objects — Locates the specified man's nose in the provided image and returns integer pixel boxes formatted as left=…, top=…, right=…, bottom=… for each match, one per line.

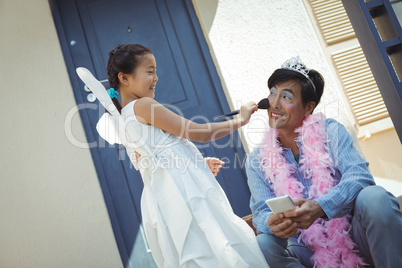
left=270, top=95, right=280, bottom=109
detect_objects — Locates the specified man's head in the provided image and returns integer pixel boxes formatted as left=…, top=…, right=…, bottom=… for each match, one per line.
left=266, top=59, right=324, bottom=131
left=268, top=68, right=324, bottom=110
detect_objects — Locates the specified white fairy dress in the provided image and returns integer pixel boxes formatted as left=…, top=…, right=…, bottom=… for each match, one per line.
left=119, top=100, right=269, bottom=268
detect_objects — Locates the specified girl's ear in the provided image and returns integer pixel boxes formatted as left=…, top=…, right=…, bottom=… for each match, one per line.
left=118, top=72, right=129, bottom=86
left=304, top=101, right=316, bottom=116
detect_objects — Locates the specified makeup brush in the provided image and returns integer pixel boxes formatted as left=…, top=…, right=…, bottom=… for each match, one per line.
left=215, top=98, right=270, bottom=119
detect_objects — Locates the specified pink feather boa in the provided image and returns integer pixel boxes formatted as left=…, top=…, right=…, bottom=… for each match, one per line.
left=259, top=113, right=365, bottom=267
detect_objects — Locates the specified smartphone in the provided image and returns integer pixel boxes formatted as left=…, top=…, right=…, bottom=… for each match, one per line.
left=265, top=195, right=296, bottom=214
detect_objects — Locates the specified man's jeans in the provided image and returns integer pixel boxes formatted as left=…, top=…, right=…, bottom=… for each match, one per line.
left=256, top=186, right=402, bottom=267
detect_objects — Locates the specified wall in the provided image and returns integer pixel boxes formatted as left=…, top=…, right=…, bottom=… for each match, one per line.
left=359, top=129, right=402, bottom=181
left=0, top=0, right=123, bottom=267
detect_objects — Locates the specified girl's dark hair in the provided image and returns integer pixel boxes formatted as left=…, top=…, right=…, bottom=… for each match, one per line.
left=106, top=44, right=152, bottom=113
left=267, top=68, right=325, bottom=112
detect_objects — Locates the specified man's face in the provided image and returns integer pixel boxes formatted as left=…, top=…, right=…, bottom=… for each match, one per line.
left=267, top=80, right=314, bottom=132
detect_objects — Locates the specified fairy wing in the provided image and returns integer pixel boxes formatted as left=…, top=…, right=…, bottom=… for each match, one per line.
left=76, top=67, right=123, bottom=145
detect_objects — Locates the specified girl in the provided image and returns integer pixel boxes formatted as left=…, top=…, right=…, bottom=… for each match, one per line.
left=98, top=44, right=268, bottom=267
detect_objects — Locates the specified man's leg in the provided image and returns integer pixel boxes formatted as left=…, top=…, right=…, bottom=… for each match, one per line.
left=287, top=237, right=314, bottom=268
left=351, top=185, right=402, bottom=268
left=256, top=233, right=313, bottom=268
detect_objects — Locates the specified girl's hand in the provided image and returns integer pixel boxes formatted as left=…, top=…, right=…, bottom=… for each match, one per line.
left=238, top=101, right=258, bottom=126
left=204, top=157, right=225, bottom=176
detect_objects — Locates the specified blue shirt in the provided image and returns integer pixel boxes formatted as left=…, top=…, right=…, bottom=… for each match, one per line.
left=245, top=119, right=375, bottom=235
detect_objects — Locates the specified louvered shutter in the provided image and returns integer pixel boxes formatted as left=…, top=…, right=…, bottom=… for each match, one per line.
left=332, top=46, right=389, bottom=125
left=309, top=0, right=355, bottom=44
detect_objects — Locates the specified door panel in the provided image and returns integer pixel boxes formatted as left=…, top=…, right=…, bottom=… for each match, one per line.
left=51, top=0, right=251, bottom=266
left=76, top=0, right=198, bottom=109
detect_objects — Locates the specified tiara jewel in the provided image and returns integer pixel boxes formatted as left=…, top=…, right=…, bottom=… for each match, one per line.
left=281, top=56, right=310, bottom=79
left=281, top=56, right=316, bottom=91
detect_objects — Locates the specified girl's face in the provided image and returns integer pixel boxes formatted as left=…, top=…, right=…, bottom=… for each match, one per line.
left=267, top=80, right=314, bottom=132
left=125, top=53, right=158, bottom=99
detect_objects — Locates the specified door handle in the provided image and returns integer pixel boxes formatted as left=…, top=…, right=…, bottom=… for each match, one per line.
left=84, top=79, right=108, bottom=102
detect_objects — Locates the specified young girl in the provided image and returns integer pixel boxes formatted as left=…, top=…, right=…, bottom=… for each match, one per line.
left=94, top=44, right=268, bottom=268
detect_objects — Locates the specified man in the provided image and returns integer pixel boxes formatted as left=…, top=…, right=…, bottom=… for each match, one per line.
left=246, top=56, right=402, bottom=267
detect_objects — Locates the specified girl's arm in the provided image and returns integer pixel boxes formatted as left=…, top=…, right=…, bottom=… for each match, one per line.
left=133, top=97, right=257, bottom=143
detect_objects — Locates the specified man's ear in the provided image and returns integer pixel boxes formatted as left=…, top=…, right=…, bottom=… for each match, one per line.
left=305, top=101, right=316, bottom=115
left=118, top=72, right=129, bottom=86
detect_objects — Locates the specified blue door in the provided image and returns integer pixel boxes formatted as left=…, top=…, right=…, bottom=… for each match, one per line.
left=51, top=0, right=251, bottom=266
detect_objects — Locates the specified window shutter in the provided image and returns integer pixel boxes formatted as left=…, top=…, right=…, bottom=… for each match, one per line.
left=309, top=0, right=355, bottom=45
left=332, top=46, right=389, bottom=125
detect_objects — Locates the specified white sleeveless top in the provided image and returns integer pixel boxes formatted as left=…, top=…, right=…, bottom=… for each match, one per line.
left=120, top=100, right=269, bottom=268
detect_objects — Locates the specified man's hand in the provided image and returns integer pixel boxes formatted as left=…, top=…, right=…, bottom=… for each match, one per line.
left=267, top=213, right=298, bottom=238
left=283, top=198, right=326, bottom=229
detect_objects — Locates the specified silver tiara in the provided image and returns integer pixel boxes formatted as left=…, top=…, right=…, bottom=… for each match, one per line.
left=281, top=56, right=316, bottom=91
